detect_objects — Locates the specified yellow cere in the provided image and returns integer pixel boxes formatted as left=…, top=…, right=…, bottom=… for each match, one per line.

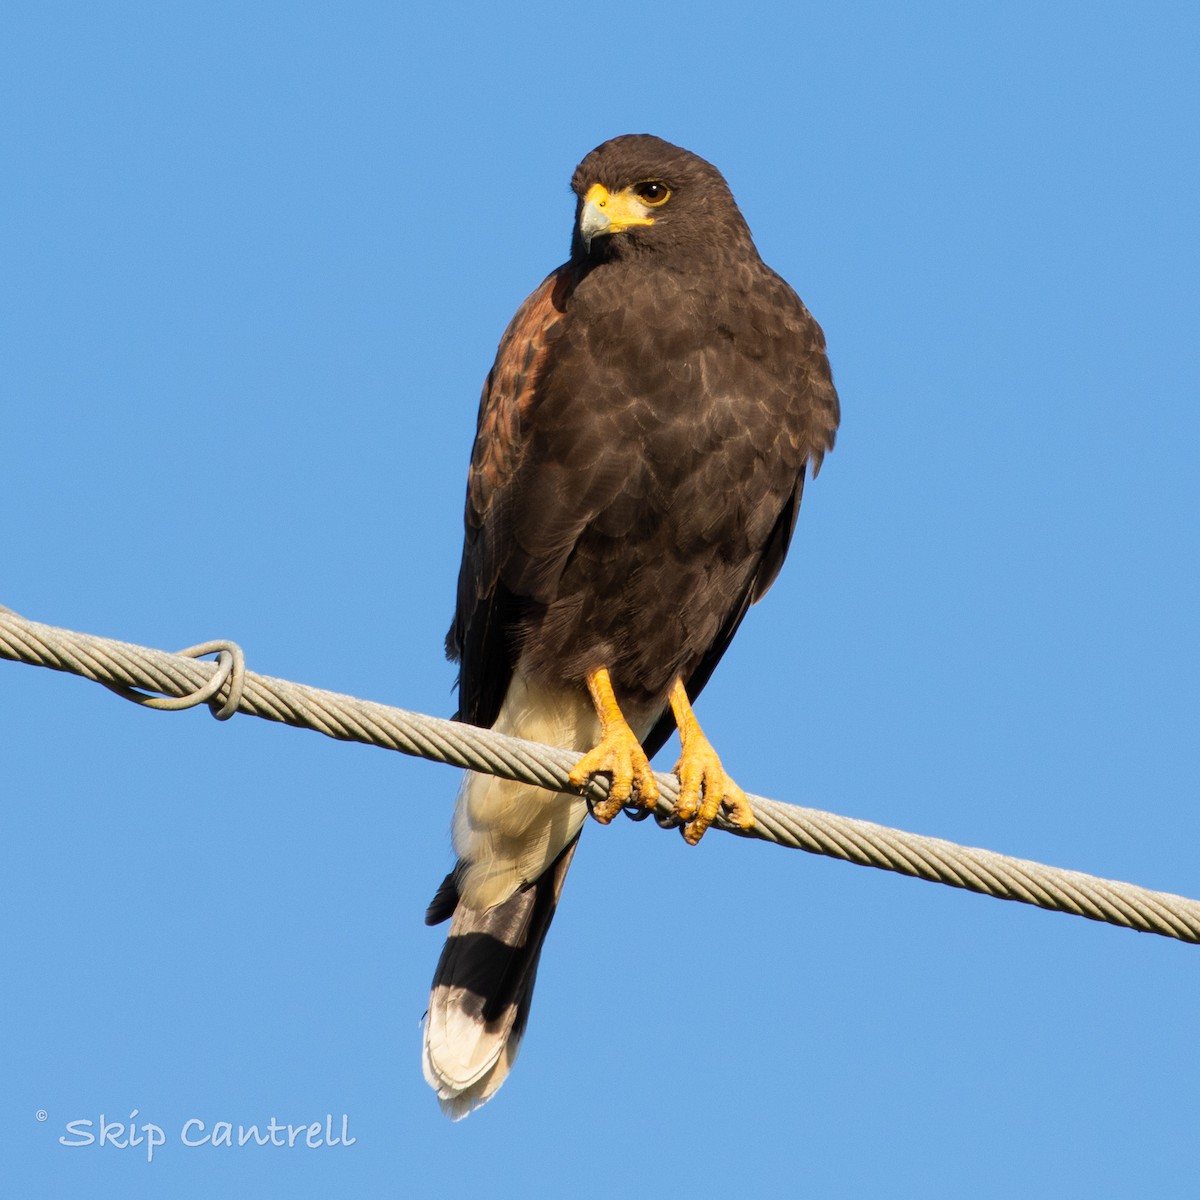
left=583, top=182, right=657, bottom=232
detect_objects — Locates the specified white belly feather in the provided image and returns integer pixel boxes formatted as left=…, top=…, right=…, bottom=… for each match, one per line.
left=452, top=670, right=659, bottom=910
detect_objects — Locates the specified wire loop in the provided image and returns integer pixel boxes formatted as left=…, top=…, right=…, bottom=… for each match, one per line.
left=102, top=639, right=246, bottom=721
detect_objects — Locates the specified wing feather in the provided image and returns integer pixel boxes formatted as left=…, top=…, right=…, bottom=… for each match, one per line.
left=447, top=265, right=581, bottom=728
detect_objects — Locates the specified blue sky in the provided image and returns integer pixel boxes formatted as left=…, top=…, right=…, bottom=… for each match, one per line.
left=3, top=2, right=1198, bottom=1195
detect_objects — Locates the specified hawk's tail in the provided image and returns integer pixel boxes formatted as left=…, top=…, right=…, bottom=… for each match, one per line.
left=422, top=836, right=579, bottom=1120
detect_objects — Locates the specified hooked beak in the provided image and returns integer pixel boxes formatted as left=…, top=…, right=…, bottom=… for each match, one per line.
left=579, top=197, right=611, bottom=251
left=577, top=183, right=655, bottom=251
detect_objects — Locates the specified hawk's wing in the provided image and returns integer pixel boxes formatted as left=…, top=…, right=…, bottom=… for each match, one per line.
left=446, top=265, right=580, bottom=729
left=640, top=284, right=839, bottom=760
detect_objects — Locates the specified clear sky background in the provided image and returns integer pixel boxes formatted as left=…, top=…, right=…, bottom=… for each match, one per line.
left=3, top=2, right=1198, bottom=1195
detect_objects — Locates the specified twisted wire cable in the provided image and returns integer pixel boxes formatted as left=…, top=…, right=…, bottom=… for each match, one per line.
left=2, top=605, right=1196, bottom=944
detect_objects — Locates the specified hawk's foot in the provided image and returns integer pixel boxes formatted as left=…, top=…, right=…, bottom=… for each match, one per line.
left=570, top=666, right=659, bottom=823
left=669, top=678, right=755, bottom=844
left=673, top=737, right=754, bottom=844
left=569, top=728, right=659, bottom=823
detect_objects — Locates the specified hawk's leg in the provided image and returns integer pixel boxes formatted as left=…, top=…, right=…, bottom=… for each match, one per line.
left=669, top=679, right=755, bottom=845
left=569, top=667, right=659, bottom=824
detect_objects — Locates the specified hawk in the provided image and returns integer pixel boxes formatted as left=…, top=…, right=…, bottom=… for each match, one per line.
left=423, top=134, right=839, bottom=1117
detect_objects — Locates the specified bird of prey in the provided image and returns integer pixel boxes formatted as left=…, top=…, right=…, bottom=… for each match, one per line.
left=423, top=134, right=839, bottom=1118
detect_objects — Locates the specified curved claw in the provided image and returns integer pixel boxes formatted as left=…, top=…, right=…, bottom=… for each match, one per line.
left=668, top=678, right=755, bottom=845
left=674, top=743, right=754, bottom=845
left=571, top=667, right=659, bottom=825
left=569, top=732, right=659, bottom=824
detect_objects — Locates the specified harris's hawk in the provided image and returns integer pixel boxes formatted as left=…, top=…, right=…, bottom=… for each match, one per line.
left=423, top=134, right=839, bottom=1117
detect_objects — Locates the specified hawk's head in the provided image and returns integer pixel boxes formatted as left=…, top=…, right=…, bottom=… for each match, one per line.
left=569, top=134, right=754, bottom=264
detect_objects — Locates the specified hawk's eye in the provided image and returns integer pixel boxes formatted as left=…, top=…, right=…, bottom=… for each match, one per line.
left=634, top=181, right=671, bottom=206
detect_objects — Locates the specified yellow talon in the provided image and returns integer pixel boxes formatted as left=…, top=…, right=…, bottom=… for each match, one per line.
left=570, top=667, right=659, bottom=823
left=669, top=679, right=755, bottom=844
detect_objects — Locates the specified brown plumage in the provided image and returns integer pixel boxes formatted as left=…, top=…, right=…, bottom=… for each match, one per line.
left=424, top=134, right=839, bottom=1117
